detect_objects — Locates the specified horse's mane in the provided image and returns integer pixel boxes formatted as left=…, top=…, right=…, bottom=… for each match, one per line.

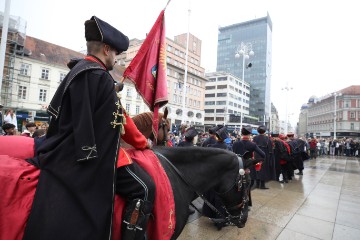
left=132, top=112, right=164, bottom=139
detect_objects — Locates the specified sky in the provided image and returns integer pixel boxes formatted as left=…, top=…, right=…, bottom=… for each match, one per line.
left=2, top=0, right=360, bottom=127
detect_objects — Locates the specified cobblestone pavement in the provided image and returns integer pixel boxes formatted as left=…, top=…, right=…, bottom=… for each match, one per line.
left=178, top=155, right=360, bottom=240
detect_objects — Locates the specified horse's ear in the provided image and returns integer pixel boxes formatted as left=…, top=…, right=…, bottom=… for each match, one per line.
left=164, top=107, right=168, bottom=119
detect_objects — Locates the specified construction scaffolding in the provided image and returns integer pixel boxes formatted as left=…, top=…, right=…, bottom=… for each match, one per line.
left=0, top=12, right=27, bottom=107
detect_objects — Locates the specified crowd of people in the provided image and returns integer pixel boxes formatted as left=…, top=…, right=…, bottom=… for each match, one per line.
left=166, top=124, right=360, bottom=229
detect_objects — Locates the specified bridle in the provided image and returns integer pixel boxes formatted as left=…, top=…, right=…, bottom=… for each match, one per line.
left=154, top=151, right=249, bottom=228
left=149, top=117, right=169, bottom=146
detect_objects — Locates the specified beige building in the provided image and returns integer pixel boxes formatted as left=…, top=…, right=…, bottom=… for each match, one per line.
left=118, top=33, right=207, bottom=128
left=299, top=86, right=360, bottom=139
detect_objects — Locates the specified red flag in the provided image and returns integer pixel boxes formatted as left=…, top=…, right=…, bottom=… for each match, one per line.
left=123, top=10, right=168, bottom=143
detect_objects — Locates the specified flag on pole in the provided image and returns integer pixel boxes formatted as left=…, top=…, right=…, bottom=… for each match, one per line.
left=123, top=10, right=168, bottom=143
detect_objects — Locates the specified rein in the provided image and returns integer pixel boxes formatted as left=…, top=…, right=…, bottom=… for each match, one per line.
left=153, top=150, right=248, bottom=227
left=149, top=118, right=168, bottom=146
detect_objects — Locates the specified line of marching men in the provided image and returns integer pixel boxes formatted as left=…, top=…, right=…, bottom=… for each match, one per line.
left=174, top=124, right=308, bottom=188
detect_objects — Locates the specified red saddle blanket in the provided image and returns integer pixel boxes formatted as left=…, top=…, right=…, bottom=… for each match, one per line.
left=0, top=136, right=175, bottom=240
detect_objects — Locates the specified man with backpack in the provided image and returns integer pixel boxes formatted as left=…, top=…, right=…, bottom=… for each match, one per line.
left=287, top=133, right=306, bottom=175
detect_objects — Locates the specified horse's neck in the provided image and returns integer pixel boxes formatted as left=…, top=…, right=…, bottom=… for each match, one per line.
left=159, top=148, right=238, bottom=194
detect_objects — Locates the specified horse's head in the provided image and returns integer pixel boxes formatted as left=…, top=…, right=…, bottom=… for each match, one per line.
left=213, top=154, right=250, bottom=228
left=132, top=108, right=171, bottom=146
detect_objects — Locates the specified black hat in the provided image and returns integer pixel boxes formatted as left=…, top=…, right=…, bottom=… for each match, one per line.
left=2, top=123, right=15, bottom=130
left=184, top=127, right=198, bottom=138
left=287, top=132, right=295, bottom=137
left=208, top=125, right=220, bottom=134
left=85, top=16, right=129, bottom=54
left=216, top=127, right=228, bottom=141
left=257, top=125, right=266, bottom=134
left=241, top=125, right=252, bottom=135
left=271, top=133, right=279, bottom=137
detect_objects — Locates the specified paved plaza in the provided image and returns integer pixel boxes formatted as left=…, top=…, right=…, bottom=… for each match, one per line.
left=178, top=156, right=360, bottom=240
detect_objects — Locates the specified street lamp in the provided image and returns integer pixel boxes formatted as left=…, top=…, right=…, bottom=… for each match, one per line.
left=235, top=42, right=254, bottom=129
left=333, top=92, right=342, bottom=139
left=281, top=83, right=293, bottom=134
left=235, top=42, right=254, bottom=83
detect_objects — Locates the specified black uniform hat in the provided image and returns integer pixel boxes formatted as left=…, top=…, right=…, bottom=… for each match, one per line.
left=184, top=127, right=198, bottom=138
left=271, top=133, right=279, bottom=138
left=287, top=132, right=295, bottom=137
left=208, top=125, right=221, bottom=134
left=2, top=123, right=15, bottom=130
left=257, top=125, right=266, bottom=134
left=241, top=125, right=253, bottom=135
left=216, top=127, right=228, bottom=141
left=85, top=16, right=129, bottom=54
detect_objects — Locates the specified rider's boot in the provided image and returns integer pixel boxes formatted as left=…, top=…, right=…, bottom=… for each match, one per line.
left=121, top=199, right=153, bottom=240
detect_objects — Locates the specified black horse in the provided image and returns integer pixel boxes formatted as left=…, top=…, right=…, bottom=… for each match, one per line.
left=151, top=146, right=250, bottom=239
left=0, top=139, right=250, bottom=240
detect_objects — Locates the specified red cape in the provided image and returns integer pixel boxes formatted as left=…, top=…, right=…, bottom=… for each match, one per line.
left=0, top=136, right=175, bottom=240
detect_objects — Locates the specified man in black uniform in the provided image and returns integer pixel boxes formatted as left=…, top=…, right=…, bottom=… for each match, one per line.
left=208, top=127, right=229, bottom=150
left=201, top=125, right=221, bottom=147
left=252, top=125, right=275, bottom=189
left=24, top=16, right=154, bottom=240
left=178, top=127, right=198, bottom=147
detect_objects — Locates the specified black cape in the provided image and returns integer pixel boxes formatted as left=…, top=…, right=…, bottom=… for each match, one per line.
left=252, top=134, right=276, bottom=181
left=23, top=59, right=122, bottom=240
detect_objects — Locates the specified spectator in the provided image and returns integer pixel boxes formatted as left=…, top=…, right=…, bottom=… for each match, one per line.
left=2, top=123, right=16, bottom=136
left=21, top=122, right=37, bottom=137
left=4, top=109, right=17, bottom=131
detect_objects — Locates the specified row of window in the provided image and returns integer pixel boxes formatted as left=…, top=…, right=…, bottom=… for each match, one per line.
left=167, top=69, right=203, bottom=87
left=173, top=82, right=202, bottom=97
left=125, top=104, right=141, bottom=115
left=18, top=86, right=47, bottom=102
left=172, top=94, right=201, bottom=108
left=166, top=57, right=202, bottom=76
left=167, top=45, right=199, bottom=65
left=20, top=63, right=67, bottom=82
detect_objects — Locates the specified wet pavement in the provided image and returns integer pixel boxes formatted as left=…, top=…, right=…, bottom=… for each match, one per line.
left=178, top=155, right=360, bottom=240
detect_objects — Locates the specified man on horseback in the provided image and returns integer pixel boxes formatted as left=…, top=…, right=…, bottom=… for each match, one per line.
left=23, top=16, right=155, bottom=240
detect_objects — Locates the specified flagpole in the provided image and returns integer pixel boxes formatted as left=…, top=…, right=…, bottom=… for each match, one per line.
left=181, top=0, right=191, bottom=125
left=164, top=0, right=172, bottom=10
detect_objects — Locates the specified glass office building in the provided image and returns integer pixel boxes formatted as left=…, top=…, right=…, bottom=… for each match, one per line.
left=217, top=13, right=272, bottom=125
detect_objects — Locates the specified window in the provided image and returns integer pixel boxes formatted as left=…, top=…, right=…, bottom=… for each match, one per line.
left=205, top=117, right=214, bottom=121
left=217, top=84, right=227, bottom=89
left=136, top=105, right=140, bottom=115
left=39, top=89, right=47, bottom=102
left=137, top=93, right=141, bottom=100
left=205, top=86, right=215, bottom=90
left=20, top=63, right=31, bottom=76
left=205, top=101, right=215, bottom=105
left=217, top=93, right=227, bottom=97
left=205, top=93, right=215, bottom=98
left=59, top=72, right=66, bottom=82
left=350, top=112, right=355, bottom=119
left=18, top=86, right=27, bottom=99
left=205, top=109, right=214, bottom=113
left=173, top=94, right=177, bottom=103
left=126, top=88, right=132, bottom=97
left=41, top=68, right=50, bottom=80
left=216, top=101, right=226, bottom=105
left=167, top=68, right=171, bottom=76
left=125, top=103, right=130, bottom=112
left=350, top=123, right=354, bottom=130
